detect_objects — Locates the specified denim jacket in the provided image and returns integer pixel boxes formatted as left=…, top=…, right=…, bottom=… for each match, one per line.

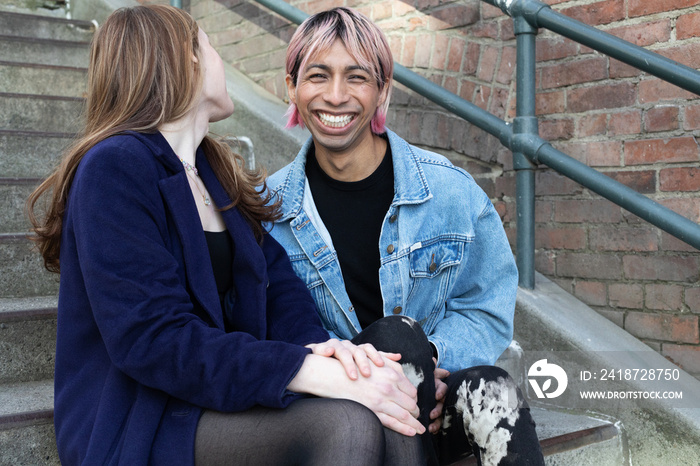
left=267, top=129, right=517, bottom=372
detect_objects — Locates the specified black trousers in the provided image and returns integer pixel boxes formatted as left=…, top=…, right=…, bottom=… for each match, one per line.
left=353, top=316, right=545, bottom=466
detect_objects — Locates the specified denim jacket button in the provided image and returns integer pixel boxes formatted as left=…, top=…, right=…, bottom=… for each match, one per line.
left=387, top=244, right=395, bottom=254
left=389, top=213, right=398, bottom=223
left=392, top=306, right=402, bottom=314
left=429, top=262, right=437, bottom=273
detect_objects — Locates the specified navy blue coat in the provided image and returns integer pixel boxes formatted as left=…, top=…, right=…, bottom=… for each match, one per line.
left=54, top=131, right=329, bottom=465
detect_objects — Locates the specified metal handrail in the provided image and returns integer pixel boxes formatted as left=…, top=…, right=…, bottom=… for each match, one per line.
left=239, top=0, right=700, bottom=288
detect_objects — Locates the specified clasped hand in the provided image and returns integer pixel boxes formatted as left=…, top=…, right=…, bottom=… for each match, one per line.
left=304, top=339, right=425, bottom=436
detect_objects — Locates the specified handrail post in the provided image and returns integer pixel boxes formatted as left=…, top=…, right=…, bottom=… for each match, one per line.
left=512, top=15, right=539, bottom=289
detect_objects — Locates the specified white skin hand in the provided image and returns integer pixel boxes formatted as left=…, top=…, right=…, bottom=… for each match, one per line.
left=306, top=339, right=401, bottom=380
left=430, top=364, right=450, bottom=434
left=288, top=353, right=425, bottom=436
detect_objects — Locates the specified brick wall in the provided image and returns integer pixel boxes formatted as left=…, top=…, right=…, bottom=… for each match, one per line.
left=186, top=0, right=700, bottom=376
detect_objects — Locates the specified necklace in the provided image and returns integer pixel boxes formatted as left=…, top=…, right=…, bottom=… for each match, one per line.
left=180, top=159, right=212, bottom=206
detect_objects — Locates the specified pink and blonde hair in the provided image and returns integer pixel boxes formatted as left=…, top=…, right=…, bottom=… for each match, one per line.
left=285, top=7, right=393, bottom=134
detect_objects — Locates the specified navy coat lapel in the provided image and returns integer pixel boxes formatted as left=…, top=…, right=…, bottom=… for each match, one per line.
left=128, top=131, right=225, bottom=329
left=197, top=150, right=268, bottom=340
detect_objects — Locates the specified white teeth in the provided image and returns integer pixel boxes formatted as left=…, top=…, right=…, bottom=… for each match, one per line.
left=318, top=112, right=353, bottom=128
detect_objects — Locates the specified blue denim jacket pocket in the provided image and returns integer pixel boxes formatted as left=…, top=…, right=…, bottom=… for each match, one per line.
left=405, top=238, right=467, bottom=326
left=289, top=254, right=339, bottom=333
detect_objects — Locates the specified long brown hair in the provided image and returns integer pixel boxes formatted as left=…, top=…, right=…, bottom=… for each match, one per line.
left=26, top=4, right=279, bottom=273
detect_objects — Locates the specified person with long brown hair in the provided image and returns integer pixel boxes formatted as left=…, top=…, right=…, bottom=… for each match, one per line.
left=27, top=5, right=428, bottom=464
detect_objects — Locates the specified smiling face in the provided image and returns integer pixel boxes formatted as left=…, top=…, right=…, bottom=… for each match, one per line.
left=287, top=39, right=387, bottom=160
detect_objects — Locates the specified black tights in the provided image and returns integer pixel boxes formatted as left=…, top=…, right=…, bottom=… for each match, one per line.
left=195, top=316, right=544, bottom=465
left=194, top=398, right=422, bottom=465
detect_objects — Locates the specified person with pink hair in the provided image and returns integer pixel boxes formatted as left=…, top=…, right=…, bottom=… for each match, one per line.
left=268, top=7, right=545, bottom=465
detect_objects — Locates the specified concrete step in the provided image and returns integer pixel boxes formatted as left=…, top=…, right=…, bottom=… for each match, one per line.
left=0, top=10, right=94, bottom=42
left=0, top=34, right=89, bottom=67
left=0, top=61, right=87, bottom=97
left=0, top=379, right=58, bottom=465
left=0, top=235, right=59, bottom=299
left=452, top=407, right=624, bottom=465
left=0, top=179, right=41, bottom=234
left=0, top=93, right=83, bottom=133
left=0, top=130, right=73, bottom=179
left=0, top=297, right=57, bottom=384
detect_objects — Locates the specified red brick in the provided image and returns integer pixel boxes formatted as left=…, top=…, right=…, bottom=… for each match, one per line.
left=660, top=167, right=700, bottom=192
left=568, top=82, right=636, bottom=113
left=605, top=170, right=656, bottom=194
left=644, top=106, right=680, bottom=132
left=606, top=20, right=671, bottom=47
left=660, top=231, right=699, bottom=253
left=686, top=288, right=700, bottom=313
left=596, top=308, right=625, bottom=328
left=609, top=283, right=644, bottom=309
left=677, top=11, right=700, bottom=40
left=623, top=254, right=700, bottom=282
left=459, top=79, right=477, bottom=102
left=683, top=103, right=700, bottom=130
left=481, top=2, right=504, bottom=19
left=489, top=87, right=511, bottom=120
left=536, top=37, right=578, bottom=62
left=539, top=118, right=574, bottom=140
left=499, top=17, right=515, bottom=41
left=554, top=199, right=622, bottom=223
left=371, top=1, right=392, bottom=21
left=496, top=47, right=516, bottom=84
left=639, top=78, right=697, bottom=104
left=657, top=42, right=700, bottom=70
left=541, top=57, right=608, bottom=89
left=535, top=250, right=556, bottom=275
left=589, top=225, right=658, bottom=252
left=432, top=3, right=479, bottom=29
left=646, top=284, right=684, bottom=311
left=577, top=113, right=607, bottom=138
left=443, top=76, right=459, bottom=94
left=535, top=226, right=586, bottom=250
left=536, top=91, right=566, bottom=115
left=556, top=252, right=623, bottom=279
left=629, top=0, right=700, bottom=18
left=414, top=34, right=433, bottom=68
left=609, top=58, right=642, bottom=79
left=474, top=86, right=491, bottom=111
left=560, top=140, right=623, bottom=167
left=464, top=42, right=480, bottom=75
left=477, top=45, right=500, bottom=82
left=471, top=21, right=499, bottom=40
left=574, top=281, right=608, bottom=306
left=662, top=344, right=700, bottom=374
left=626, top=312, right=699, bottom=344
left=535, top=170, right=583, bottom=196
left=625, top=137, right=700, bottom=165
left=608, top=110, right=642, bottom=137
left=446, top=37, right=465, bottom=72
left=535, top=200, right=553, bottom=223
left=401, top=35, right=417, bottom=67
left=562, top=0, right=625, bottom=26
left=431, top=34, right=449, bottom=69
left=659, top=198, right=700, bottom=223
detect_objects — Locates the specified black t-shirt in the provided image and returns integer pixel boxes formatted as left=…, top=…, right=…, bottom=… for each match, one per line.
left=306, top=143, right=394, bottom=329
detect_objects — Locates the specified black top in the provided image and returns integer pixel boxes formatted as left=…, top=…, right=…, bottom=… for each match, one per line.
left=306, top=142, right=394, bottom=329
left=196, top=230, right=234, bottom=329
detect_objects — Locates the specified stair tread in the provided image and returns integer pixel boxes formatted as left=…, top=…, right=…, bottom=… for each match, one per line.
left=0, top=379, right=53, bottom=419
left=0, top=296, right=58, bottom=322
